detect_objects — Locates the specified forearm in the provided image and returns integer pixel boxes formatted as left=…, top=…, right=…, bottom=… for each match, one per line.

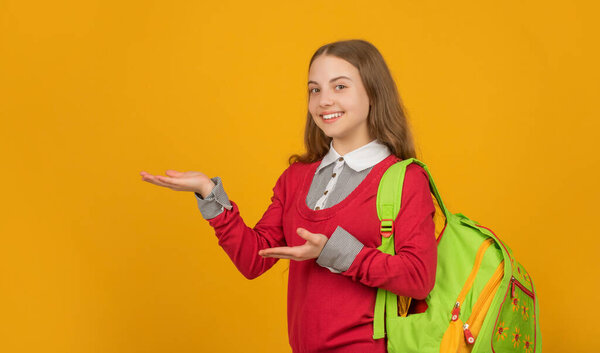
left=316, top=163, right=438, bottom=298
left=196, top=174, right=288, bottom=279
left=207, top=200, right=284, bottom=279
left=316, top=225, right=437, bottom=298
left=342, top=243, right=437, bottom=299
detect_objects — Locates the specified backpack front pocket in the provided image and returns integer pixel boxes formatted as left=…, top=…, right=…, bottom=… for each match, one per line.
left=491, top=266, right=538, bottom=352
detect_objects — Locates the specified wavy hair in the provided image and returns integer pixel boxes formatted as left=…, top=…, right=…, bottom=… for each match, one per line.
left=288, top=39, right=417, bottom=165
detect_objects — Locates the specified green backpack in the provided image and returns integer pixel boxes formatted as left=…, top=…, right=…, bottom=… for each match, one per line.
left=374, top=158, right=541, bottom=353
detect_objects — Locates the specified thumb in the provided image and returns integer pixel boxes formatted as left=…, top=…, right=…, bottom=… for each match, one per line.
left=296, top=227, right=312, bottom=239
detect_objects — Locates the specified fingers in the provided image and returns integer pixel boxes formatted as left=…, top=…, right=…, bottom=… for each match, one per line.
left=141, top=170, right=208, bottom=193
left=165, top=170, right=184, bottom=177
left=258, top=241, right=324, bottom=261
left=259, top=246, right=297, bottom=258
left=259, top=246, right=311, bottom=261
left=140, top=172, right=184, bottom=190
left=259, top=253, right=295, bottom=260
left=155, top=175, right=179, bottom=185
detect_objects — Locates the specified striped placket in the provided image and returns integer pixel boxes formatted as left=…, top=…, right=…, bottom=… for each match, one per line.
left=314, top=156, right=345, bottom=210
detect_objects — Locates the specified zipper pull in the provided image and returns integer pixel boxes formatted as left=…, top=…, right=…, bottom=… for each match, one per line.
left=463, top=323, right=475, bottom=344
left=511, top=277, right=516, bottom=298
left=451, top=302, right=460, bottom=321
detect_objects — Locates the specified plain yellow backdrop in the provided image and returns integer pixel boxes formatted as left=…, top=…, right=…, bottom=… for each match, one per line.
left=1, top=0, right=599, bottom=352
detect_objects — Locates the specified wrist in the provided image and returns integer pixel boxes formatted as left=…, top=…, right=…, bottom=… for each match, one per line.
left=197, top=180, right=216, bottom=198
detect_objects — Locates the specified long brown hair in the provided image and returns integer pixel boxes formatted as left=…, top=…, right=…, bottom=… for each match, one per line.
left=288, top=39, right=417, bottom=165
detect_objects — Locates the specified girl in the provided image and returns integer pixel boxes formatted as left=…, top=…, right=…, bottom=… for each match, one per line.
left=140, top=39, right=437, bottom=353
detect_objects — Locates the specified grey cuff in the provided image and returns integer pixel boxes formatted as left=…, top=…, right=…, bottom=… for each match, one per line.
left=316, top=226, right=364, bottom=273
left=194, top=176, right=233, bottom=220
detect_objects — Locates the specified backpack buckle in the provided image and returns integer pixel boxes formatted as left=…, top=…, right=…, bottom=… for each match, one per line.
left=380, top=219, right=394, bottom=238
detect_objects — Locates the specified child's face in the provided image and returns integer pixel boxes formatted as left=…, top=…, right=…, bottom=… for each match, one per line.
left=307, top=55, right=371, bottom=148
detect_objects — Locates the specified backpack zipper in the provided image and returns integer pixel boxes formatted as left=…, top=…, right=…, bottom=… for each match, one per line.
left=511, top=276, right=534, bottom=299
left=440, top=238, right=498, bottom=353
left=450, top=238, right=495, bottom=322
left=462, top=261, right=504, bottom=345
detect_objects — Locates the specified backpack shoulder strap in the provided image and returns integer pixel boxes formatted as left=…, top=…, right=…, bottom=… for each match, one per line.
left=373, top=157, right=450, bottom=339
left=378, top=158, right=450, bottom=228
left=373, top=159, right=412, bottom=339
left=376, top=158, right=414, bottom=254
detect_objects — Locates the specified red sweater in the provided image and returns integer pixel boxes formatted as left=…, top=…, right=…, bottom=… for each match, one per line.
left=206, top=154, right=437, bottom=353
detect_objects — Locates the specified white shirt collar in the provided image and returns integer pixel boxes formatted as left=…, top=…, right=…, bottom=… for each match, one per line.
left=315, top=139, right=391, bottom=174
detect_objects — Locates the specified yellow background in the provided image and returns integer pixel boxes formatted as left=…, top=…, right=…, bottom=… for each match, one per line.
left=1, top=0, right=598, bottom=352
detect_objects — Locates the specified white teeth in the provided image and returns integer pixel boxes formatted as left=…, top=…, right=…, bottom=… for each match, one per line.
left=323, top=112, right=344, bottom=119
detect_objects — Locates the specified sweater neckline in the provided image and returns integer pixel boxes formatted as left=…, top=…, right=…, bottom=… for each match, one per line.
left=296, top=153, right=400, bottom=221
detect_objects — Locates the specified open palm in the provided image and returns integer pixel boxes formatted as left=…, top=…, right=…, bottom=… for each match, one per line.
left=140, top=169, right=214, bottom=196
left=258, top=228, right=328, bottom=261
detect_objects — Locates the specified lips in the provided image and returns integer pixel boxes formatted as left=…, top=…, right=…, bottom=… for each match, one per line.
left=321, top=112, right=344, bottom=123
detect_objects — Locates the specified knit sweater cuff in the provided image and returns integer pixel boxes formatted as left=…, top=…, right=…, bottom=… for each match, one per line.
left=316, top=226, right=364, bottom=273
left=194, top=176, right=233, bottom=220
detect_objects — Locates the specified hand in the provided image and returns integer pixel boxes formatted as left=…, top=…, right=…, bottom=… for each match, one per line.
left=140, top=169, right=215, bottom=196
left=258, top=228, right=328, bottom=261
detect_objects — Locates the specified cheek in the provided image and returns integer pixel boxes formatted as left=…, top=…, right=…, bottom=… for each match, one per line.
left=308, top=102, right=320, bottom=120
left=344, top=102, right=362, bottom=117
left=311, top=115, right=319, bottom=125
left=346, top=98, right=369, bottom=119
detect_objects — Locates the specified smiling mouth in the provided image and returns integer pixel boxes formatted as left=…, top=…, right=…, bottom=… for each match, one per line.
left=320, top=112, right=345, bottom=121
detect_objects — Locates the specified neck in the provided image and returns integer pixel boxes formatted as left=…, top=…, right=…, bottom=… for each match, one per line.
left=332, top=135, right=373, bottom=156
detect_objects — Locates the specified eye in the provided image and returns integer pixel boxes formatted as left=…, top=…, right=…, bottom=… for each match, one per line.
left=335, top=84, right=346, bottom=90
left=309, top=87, right=319, bottom=94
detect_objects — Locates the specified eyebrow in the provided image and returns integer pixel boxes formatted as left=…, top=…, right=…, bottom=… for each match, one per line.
left=307, top=76, right=352, bottom=85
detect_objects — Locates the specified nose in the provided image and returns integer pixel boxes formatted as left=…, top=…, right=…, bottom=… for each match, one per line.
left=319, top=88, right=334, bottom=107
